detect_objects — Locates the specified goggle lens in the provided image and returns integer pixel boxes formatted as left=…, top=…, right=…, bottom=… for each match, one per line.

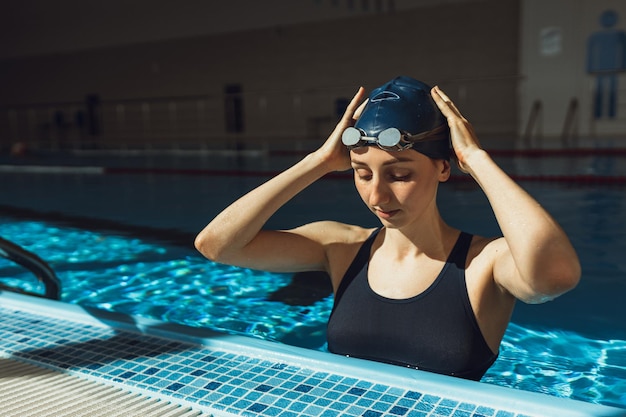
left=341, top=127, right=363, bottom=147
left=377, top=128, right=403, bottom=148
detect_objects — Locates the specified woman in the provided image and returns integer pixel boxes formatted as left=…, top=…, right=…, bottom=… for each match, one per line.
left=195, top=76, right=581, bottom=380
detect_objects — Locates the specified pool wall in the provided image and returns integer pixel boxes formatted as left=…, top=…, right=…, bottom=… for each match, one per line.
left=1, top=291, right=623, bottom=417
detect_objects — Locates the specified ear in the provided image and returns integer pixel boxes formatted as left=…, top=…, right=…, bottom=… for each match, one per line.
left=438, top=160, right=451, bottom=182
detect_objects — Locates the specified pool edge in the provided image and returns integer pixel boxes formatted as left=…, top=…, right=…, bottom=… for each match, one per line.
left=1, top=291, right=624, bottom=417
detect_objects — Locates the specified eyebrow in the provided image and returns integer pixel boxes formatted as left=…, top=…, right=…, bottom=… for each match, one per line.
left=351, top=156, right=416, bottom=167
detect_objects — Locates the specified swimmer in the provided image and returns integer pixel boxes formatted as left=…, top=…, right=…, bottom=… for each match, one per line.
left=195, top=76, right=580, bottom=380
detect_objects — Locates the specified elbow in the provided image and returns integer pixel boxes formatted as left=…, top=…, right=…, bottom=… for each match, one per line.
left=194, top=233, right=205, bottom=254
left=194, top=231, right=223, bottom=262
left=194, top=233, right=210, bottom=258
left=525, top=259, right=581, bottom=304
left=554, top=255, right=582, bottom=294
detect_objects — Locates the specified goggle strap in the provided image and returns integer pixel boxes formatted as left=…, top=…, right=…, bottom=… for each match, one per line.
left=404, top=124, right=448, bottom=143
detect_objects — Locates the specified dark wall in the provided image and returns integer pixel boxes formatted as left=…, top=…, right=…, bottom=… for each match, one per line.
left=0, top=0, right=520, bottom=149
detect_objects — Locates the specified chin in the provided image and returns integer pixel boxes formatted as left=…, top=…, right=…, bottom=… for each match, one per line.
left=374, top=216, right=403, bottom=229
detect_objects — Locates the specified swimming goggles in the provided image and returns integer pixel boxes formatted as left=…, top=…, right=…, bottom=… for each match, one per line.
left=341, top=124, right=448, bottom=151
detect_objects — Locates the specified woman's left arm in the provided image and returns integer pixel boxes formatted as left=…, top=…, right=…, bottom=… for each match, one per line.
left=431, top=86, right=581, bottom=303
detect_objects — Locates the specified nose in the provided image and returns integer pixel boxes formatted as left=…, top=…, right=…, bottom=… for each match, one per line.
left=368, top=176, right=391, bottom=207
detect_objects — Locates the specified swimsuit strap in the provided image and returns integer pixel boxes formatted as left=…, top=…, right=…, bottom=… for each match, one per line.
left=447, top=231, right=473, bottom=269
left=331, top=228, right=381, bottom=311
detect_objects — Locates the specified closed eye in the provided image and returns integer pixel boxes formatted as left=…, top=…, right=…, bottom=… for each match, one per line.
left=389, top=170, right=412, bottom=181
left=354, top=169, right=372, bottom=181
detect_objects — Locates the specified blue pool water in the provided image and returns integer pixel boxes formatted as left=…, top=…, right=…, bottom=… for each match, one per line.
left=1, top=160, right=626, bottom=409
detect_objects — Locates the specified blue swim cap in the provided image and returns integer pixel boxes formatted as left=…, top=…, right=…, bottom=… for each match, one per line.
left=350, top=76, right=451, bottom=160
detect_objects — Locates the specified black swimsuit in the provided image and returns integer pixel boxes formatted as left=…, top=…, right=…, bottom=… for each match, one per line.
left=326, top=228, right=498, bottom=381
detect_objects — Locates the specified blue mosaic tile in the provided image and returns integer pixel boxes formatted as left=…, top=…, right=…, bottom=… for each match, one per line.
left=0, top=304, right=549, bottom=417
left=495, top=412, right=516, bottom=417
left=389, top=405, right=410, bottom=415
left=414, top=401, right=436, bottom=412
left=475, top=406, right=496, bottom=416
left=356, top=398, right=374, bottom=408
left=458, top=403, right=477, bottom=411
left=264, top=406, right=283, bottom=416
left=348, top=387, right=366, bottom=396
left=370, top=400, right=392, bottom=412
left=435, top=405, right=455, bottom=416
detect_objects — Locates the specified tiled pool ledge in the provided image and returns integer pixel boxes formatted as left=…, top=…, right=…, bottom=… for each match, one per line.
left=0, top=292, right=623, bottom=417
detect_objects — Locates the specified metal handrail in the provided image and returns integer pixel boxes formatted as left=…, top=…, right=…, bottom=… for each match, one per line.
left=523, top=100, right=542, bottom=147
left=561, top=97, right=579, bottom=146
left=0, top=237, right=61, bottom=300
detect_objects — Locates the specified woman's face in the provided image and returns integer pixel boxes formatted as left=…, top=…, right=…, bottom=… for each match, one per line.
left=350, top=146, right=450, bottom=228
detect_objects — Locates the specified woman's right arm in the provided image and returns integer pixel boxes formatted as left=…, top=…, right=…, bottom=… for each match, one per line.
left=194, top=87, right=367, bottom=274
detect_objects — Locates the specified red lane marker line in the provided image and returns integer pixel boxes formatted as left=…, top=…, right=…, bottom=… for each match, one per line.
left=102, top=167, right=626, bottom=184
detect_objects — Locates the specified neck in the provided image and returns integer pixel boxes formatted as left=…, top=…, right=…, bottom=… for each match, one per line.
left=381, top=213, right=457, bottom=261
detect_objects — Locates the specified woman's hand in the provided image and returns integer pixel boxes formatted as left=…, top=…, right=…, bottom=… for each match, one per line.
left=430, top=86, right=482, bottom=174
left=314, top=87, right=368, bottom=172
left=431, top=87, right=580, bottom=303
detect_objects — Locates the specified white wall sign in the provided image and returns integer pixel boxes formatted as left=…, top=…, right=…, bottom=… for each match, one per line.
left=540, top=27, right=562, bottom=56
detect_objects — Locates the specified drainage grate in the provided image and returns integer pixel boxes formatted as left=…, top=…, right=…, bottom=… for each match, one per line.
left=0, top=358, right=204, bottom=417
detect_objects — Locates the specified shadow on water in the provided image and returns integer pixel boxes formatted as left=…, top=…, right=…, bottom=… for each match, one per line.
left=267, top=271, right=333, bottom=306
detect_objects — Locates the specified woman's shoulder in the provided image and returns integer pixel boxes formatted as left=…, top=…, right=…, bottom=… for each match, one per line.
left=299, top=222, right=377, bottom=290
left=466, top=232, right=500, bottom=251
left=465, top=233, right=506, bottom=269
left=292, top=221, right=378, bottom=245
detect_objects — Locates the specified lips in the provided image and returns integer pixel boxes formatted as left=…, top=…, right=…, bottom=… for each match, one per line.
left=374, top=208, right=399, bottom=219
